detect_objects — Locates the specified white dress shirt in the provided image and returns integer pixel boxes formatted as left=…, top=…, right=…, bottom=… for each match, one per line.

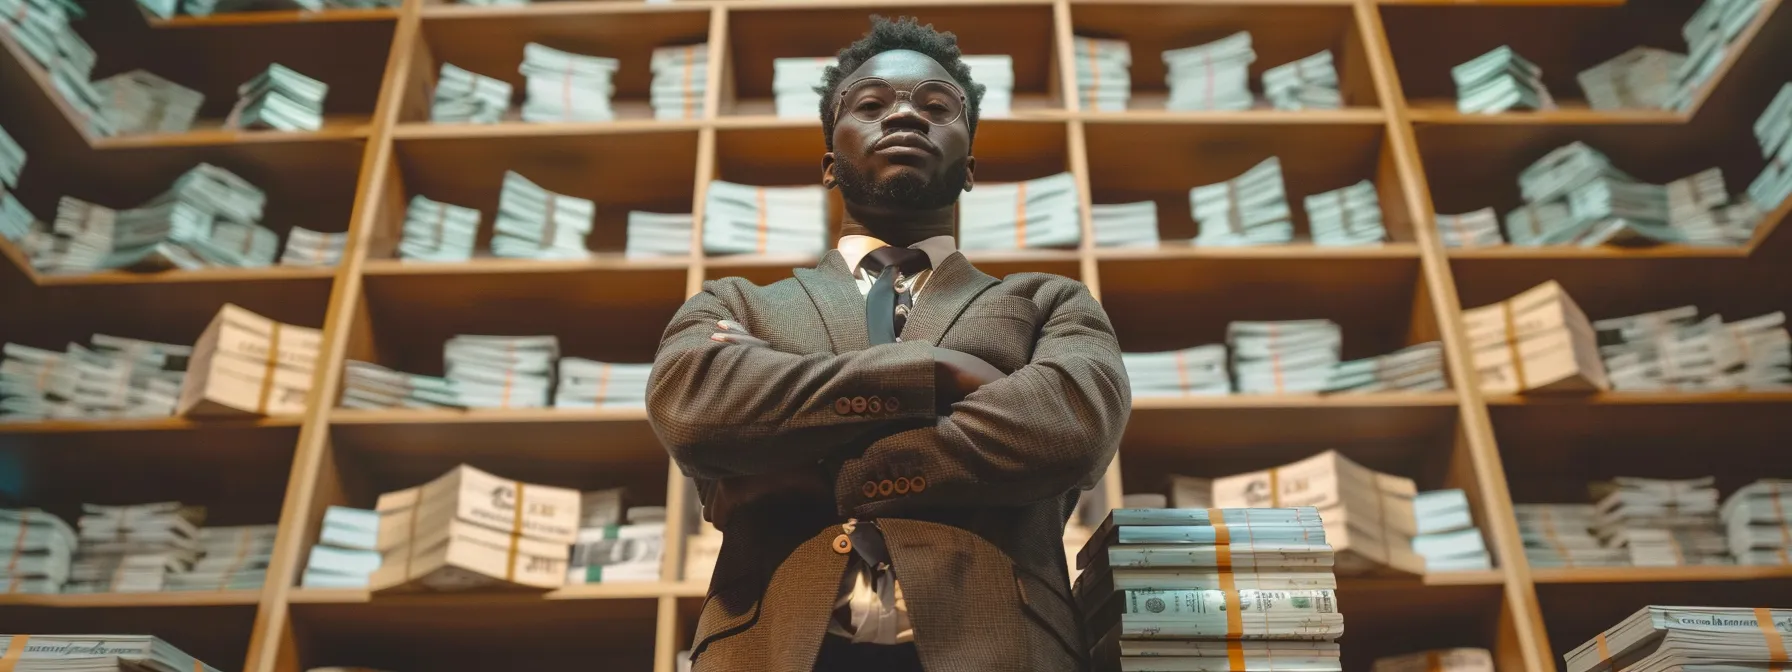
left=825, top=233, right=957, bottom=645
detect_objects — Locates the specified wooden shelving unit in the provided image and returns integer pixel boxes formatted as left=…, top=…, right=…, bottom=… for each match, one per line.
left=2, top=0, right=1790, bottom=670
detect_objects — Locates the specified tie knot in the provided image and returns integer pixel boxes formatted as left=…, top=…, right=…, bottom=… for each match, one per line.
left=860, top=246, right=931, bottom=277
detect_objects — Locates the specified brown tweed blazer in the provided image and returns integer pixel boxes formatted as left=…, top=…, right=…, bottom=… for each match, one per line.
left=646, top=249, right=1131, bottom=672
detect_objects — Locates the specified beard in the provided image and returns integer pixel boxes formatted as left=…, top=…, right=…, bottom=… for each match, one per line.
left=833, top=152, right=969, bottom=211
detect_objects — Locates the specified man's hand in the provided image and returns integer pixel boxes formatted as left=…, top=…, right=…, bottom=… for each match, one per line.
left=707, top=466, right=832, bottom=528
left=931, top=347, right=1004, bottom=413
left=710, top=319, right=770, bottom=348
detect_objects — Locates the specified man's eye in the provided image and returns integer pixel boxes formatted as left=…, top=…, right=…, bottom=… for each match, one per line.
left=857, top=101, right=885, bottom=111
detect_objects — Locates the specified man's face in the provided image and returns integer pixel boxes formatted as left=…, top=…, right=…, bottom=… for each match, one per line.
left=824, top=50, right=975, bottom=212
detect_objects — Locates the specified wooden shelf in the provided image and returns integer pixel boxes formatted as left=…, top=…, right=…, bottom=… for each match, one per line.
left=145, top=7, right=400, bottom=27
left=1093, top=241, right=1422, bottom=261
left=1534, top=565, right=1792, bottom=584
left=290, top=582, right=679, bottom=604
left=1406, top=102, right=1685, bottom=125
left=0, top=590, right=264, bottom=607
left=1071, top=106, right=1387, bottom=124
left=1485, top=391, right=1792, bottom=406
left=91, top=115, right=374, bottom=150
left=360, top=255, right=694, bottom=276
left=1444, top=244, right=1752, bottom=259
left=29, top=265, right=340, bottom=286
left=0, top=416, right=302, bottom=435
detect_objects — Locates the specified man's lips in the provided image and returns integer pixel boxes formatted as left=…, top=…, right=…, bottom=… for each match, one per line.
left=873, top=131, right=939, bottom=155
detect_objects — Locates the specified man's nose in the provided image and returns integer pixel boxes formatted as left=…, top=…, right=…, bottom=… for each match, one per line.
left=881, top=103, right=931, bottom=131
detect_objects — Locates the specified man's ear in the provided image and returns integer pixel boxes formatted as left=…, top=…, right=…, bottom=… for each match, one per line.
left=963, top=155, right=976, bottom=192
left=821, top=152, right=837, bottom=189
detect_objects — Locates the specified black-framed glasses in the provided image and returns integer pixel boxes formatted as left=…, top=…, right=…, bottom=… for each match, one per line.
left=835, top=77, right=967, bottom=126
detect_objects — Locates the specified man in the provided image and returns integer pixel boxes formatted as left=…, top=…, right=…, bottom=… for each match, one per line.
left=647, top=16, right=1130, bottom=672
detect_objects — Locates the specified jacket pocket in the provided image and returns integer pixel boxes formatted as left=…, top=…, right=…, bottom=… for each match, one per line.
left=689, top=576, right=764, bottom=664
left=1013, top=563, right=1087, bottom=667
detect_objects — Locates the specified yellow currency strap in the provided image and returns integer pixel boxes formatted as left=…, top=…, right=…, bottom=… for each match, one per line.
left=1595, top=632, right=1610, bottom=661
left=1540, top=515, right=1573, bottom=568
left=1085, top=39, right=1097, bottom=109
left=506, top=481, right=527, bottom=581
left=402, top=495, right=420, bottom=581
left=1758, top=607, right=1788, bottom=672
left=1426, top=650, right=1443, bottom=672
left=1501, top=301, right=1528, bottom=391
left=1208, top=510, right=1245, bottom=671
left=1269, top=323, right=1284, bottom=394
left=0, top=634, right=29, bottom=672
left=755, top=187, right=768, bottom=254
left=194, top=661, right=203, bottom=672
left=681, top=45, right=696, bottom=120
left=255, top=322, right=283, bottom=415
left=1772, top=491, right=1791, bottom=565
left=1173, top=351, right=1190, bottom=395
left=432, top=201, right=447, bottom=246
left=1268, top=467, right=1282, bottom=508
left=1014, top=181, right=1028, bottom=249
left=4, top=511, right=27, bottom=594
left=218, top=527, right=254, bottom=591
left=595, top=363, right=611, bottom=404
left=501, top=341, right=515, bottom=409
left=542, top=193, right=560, bottom=251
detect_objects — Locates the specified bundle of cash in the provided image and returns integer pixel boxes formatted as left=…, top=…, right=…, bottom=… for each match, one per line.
left=520, top=43, right=618, bottom=122
left=1665, top=168, right=1761, bottom=246
left=442, top=334, right=557, bottom=409
left=1670, top=0, right=1765, bottom=110
left=1122, top=344, right=1231, bottom=397
left=1720, top=480, right=1792, bottom=564
left=431, top=63, right=511, bottom=124
left=1072, top=36, right=1130, bottom=112
left=1747, top=83, right=1792, bottom=212
left=372, top=464, right=580, bottom=591
left=66, top=502, right=204, bottom=593
left=1303, top=180, right=1385, bottom=246
left=1453, top=45, right=1554, bottom=114
left=1502, top=201, right=1576, bottom=246
left=1566, top=606, right=1792, bottom=672
left=1519, top=142, right=1630, bottom=205
left=0, top=122, right=23, bottom=189
left=3, top=0, right=110, bottom=137
left=1162, top=31, right=1255, bottom=112
left=493, top=171, right=594, bottom=259
left=1262, top=50, right=1342, bottom=111
left=0, top=194, right=34, bottom=243
left=1189, top=157, right=1293, bottom=246
left=178, top=303, right=322, bottom=417
left=0, top=509, right=76, bottom=593
left=566, top=498, right=663, bottom=585
left=1410, top=490, right=1492, bottom=571
left=1228, top=319, right=1340, bottom=394
left=31, top=163, right=278, bottom=274
left=1577, top=47, right=1687, bottom=111
left=452, top=0, right=527, bottom=7
left=1205, top=450, right=1425, bottom=575
left=1090, top=201, right=1158, bottom=248
left=0, top=634, right=224, bottom=671
left=1568, top=176, right=1674, bottom=246
left=0, top=335, right=190, bottom=422
left=625, top=211, right=691, bottom=258
left=1321, top=341, right=1447, bottom=394
left=962, top=54, right=1013, bottom=118
left=958, top=172, right=1081, bottom=251
left=650, top=43, right=706, bottom=121
left=1075, top=507, right=1342, bottom=672
left=338, top=360, right=459, bottom=409
left=1373, top=648, right=1494, bottom=672
left=176, top=0, right=396, bottom=16
left=227, top=64, right=328, bottom=132
left=93, top=70, right=203, bottom=137
left=773, top=57, right=832, bottom=119
left=1435, top=208, right=1503, bottom=248
left=1461, top=280, right=1609, bottom=394
left=1590, top=477, right=1729, bottom=567
left=302, top=506, right=380, bottom=588
left=400, top=194, right=480, bottom=262
left=1595, top=306, right=1792, bottom=391
left=165, top=524, right=276, bottom=591
left=553, top=358, right=651, bottom=409
left=279, top=227, right=345, bottom=267
left=702, top=180, right=826, bottom=256
left=1516, top=503, right=1628, bottom=568
left=0, top=122, right=24, bottom=243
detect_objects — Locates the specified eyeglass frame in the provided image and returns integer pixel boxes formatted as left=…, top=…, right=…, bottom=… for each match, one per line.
left=833, top=76, right=970, bottom=127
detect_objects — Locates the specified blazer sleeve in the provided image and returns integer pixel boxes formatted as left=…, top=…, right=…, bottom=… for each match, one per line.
left=831, top=281, right=1131, bottom=515
left=647, top=281, right=939, bottom=480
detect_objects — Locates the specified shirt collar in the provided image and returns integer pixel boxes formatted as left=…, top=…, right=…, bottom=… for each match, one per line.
left=836, top=234, right=957, bottom=275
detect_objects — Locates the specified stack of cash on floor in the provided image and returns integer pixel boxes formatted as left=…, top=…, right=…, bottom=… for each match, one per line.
left=703, top=180, right=826, bottom=255
left=278, top=227, right=346, bottom=267
left=1073, top=37, right=1130, bottom=112
left=625, top=210, right=693, bottom=257
left=95, top=70, right=203, bottom=136
left=1453, top=46, right=1553, bottom=114
left=0, top=634, right=224, bottom=671
left=1595, top=306, right=1792, bottom=391
left=958, top=172, right=1081, bottom=251
left=1372, top=648, right=1494, bottom=672
left=1190, top=157, right=1293, bottom=246
left=400, top=194, right=480, bottom=261
left=31, top=163, right=279, bottom=274
left=1163, top=32, right=1254, bottom=112
left=302, top=506, right=380, bottom=588
left=0, top=122, right=27, bottom=242
left=963, top=55, right=1014, bottom=117
left=1749, top=83, right=1792, bottom=214
left=0, top=508, right=75, bottom=593
left=431, top=63, right=511, bottom=124
left=1, top=334, right=190, bottom=422
left=521, top=43, right=617, bottom=122
left=1577, top=47, right=1686, bottom=111
left=554, top=358, right=652, bottom=408
left=178, top=303, right=321, bottom=417
left=1091, top=201, right=1158, bottom=248
left=1302, top=180, right=1385, bottom=246
left=1722, top=479, right=1792, bottom=565
left=1567, top=606, right=1792, bottom=672
left=494, top=171, right=594, bottom=259
left=566, top=488, right=664, bottom=585
left=651, top=43, right=707, bottom=120
left=229, top=64, right=327, bottom=132
left=1592, top=477, right=1729, bottom=566
left=1074, top=507, right=1343, bottom=672
left=373, top=464, right=580, bottom=591
left=1461, top=280, right=1609, bottom=395
left=1672, top=0, right=1765, bottom=110
left=1263, top=50, right=1342, bottom=111
left=773, top=57, right=831, bottom=119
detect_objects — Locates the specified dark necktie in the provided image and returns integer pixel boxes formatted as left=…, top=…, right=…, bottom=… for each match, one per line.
left=859, top=246, right=932, bottom=345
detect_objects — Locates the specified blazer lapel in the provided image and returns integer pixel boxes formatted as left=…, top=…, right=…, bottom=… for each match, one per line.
left=793, top=250, right=870, bottom=353
left=901, top=251, right=998, bottom=347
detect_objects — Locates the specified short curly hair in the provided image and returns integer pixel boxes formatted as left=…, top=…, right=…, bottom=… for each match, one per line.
left=816, top=15, right=985, bottom=151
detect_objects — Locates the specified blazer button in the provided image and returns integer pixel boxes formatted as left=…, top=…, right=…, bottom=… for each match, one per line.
left=885, top=396, right=900, bottom=413
left=867, top=396, right=882, bottom=414
left=910, top=476, right=927, bottom=492
left=851, top=396, right=868, bottom=413
left=894, top=477, right=911, bottom=494
left=835, top=397, right=851, bottom=415
left=878, top=479, right=895, bottom=496
left=833, top=534, right=852, bottom=554
left=861, top=481, right=877, bottom=498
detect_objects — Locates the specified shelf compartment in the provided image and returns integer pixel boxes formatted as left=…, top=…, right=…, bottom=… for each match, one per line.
left=0, top=602, right=258, bottom=671
left=1535, top=579, right=1792, bottom=666
left=285, top=594, right=661, bottom=671
left=143, top=7, right=400, bottom=28
left=1449, top=255, right=1792, bottom=329
left=0, top=274, right=333, bottom=357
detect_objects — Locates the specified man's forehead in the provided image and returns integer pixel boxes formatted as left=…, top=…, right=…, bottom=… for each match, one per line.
left=843, top=50, right=954, bottom=85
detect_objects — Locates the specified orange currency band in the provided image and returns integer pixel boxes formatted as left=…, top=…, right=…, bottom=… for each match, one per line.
left=0, top=634, right=30, bottom=672
left=1772, top=491, right=1790, bottom=565
left=1757, top=607, right=1788, bottom=671
left=1208, top=510, right=1246, bottom=670
left=1269, top=322, right=1284, bottom=394
left=1174, top=350, right=1190, bottom=395
left=1085, top=39, right=1098, bottom=110
left=1268, top=467, right=1282, bottom=508
left=1502, top=301, right=1528, bottom=391
left=541, top=194, right=560, bottom=251
left=218, top=527, right=254, bottom=592
left=595, top=363, right=611, bottom=405
left=5, top=511, right=27, bottom=594
left=506, top=482, right=527, bottom=582
left=682, top=45, right=696, bottom=120
left=255, top=322, right=284, bottom=415
left=1595, top=632, right=1610, bottom=661
left=402, top=496, right=420, bottom=582
left=1426, top=650, right=1444, bottom=672
left=755, top=187, right=768, bottom=254
left=1014, top=181, right=1029, bottom=249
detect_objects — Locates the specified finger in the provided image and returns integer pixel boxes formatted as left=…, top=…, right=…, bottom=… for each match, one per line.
left=715, top=319, right=751, bottom=334
left=710, top=333, right=770, bottom=348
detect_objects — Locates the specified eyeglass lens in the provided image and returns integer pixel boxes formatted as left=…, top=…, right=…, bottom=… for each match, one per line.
left=842, top=80, right=964, bottom=125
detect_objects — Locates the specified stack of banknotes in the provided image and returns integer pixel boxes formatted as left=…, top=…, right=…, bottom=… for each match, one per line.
left=400, top=194, right=480, bottom=262
left=372, top=464, right=579, bottom=591
left=278, top=227, right=346, bottom=267
left=521, top=43, right=618, bottom=122
left=142, top=0, right=395, bottom=18
left=625, top=211, right=692, bottom=257
left=1162, top=31, right=1255, bottom=112
left=1373, top=649, right=1495, bottom=672
left=1590, top=477, right=1729, bottom=567
left=0, top=334, right=190, bottom=422
left=1409, top=490, right=1493, bottom=571
left=0, top=634, right=224, bottom=671
left=0, top=122, right=22, bottom=192
left=1434, top=207, right=1502, bottom=248
left=1670, top=0, right=1764, bottom=111
left=1594, top=305, right=1791, bottom=391
left=962, top=54, right=1014, bottom=118
left=1122, top=344, right=1232, bottom=397
left=1516, top=503, right=1626, bottom=568
left=702, top=180, right=826, bottom=256
left=1262, top=50, right=1342, bottom=110
left=431, top=63, right=511, bottom=124
left=1462, top=280, right=1609, bottom=394
left=1090, top=201, right=1158, bottom=248
left=1577, top=47, right=1686, bottom=111
left=1453, top=46, right=1553, bottom=114
left=0, top=122, right=30, bottom=242
left=566, top=489, right=664, bottom=585
left=958, top=172, right=1081, bottom=251
left=1075, top=506, right=1344, bottom=672
left=1502, top=141, right=1760, bottom=247
left=340, top=359, right=461, bottom=409
left=1567, top=606, right=1792, bottom=672
left=66, top=502, right=203, bottom=593
left=228, top=64, right=327, bottom=132
left=1072, top=37, right=1130, bottom=112
left=1229, top=319, right=1341, bottom=394
left=443, top=334, right=557, bottom=409
left=1720, top=480, right=1792, bottom=564
left=1189, top=157, right=1293, bottom=246
left=1303, top=180, right=1385, bottom=246
left=0, top=508, right=75, bottom=593
left=1664, top=167, right=1763, bottom=246
left=302, top=506, right=380, bottom=588
left=650, top=43, right=707, bottom=120
left=27, top=163, right=279, bottom=275
left=773, top=57, right=832, bottom=119
left=94, top=70, right=204, bottom=136
left=553, top=358, right=652, bottom=409
left=2, top=0, right=112, bottom=138
left=167, top=524, right=277, bottom=591
left=1322, top=341, right=1447, bottom=394
left=1748, top=83, right=1792, bottom=213
left=494, top=171, right=594, bottom=259
left=178, top=303, right=321, bottom=417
